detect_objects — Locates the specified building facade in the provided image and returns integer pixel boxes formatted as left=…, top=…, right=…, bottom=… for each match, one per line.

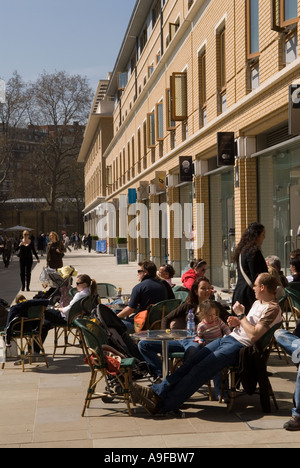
left=79, top=0, right=300, bottom=288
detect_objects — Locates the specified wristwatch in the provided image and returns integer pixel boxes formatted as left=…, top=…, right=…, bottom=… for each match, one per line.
left=237, top=313, right=245, bottom=320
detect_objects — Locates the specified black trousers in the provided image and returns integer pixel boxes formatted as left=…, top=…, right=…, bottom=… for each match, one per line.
left=20, top=258, right=33, bottom=289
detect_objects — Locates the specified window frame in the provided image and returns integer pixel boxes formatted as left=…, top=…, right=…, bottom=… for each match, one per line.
left=280, top=0, right=298, bottom=27
left=170, top=71, right=188, bottom=121
left=155, top=101, right=164, bottom=141
left=147, top=111, right=156, bottom=148
left=247, top=0, right=260, bottom=59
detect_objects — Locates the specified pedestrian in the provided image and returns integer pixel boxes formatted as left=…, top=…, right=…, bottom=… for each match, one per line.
left=46, top=231, right=65, bottom=270
left=231, top=222, right=268, bottom=315
left=2, top=235, right=12, bottom=268
left=86, top=234, right=92, bottom=253
left=15, top=230, right=40, bottom=291
left=37, top=232, right=45, bottom=256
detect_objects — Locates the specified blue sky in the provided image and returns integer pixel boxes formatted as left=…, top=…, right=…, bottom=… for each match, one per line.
left=0, top=0, right=136, bottom=92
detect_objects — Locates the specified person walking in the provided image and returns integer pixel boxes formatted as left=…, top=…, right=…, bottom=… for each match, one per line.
left=46, top=231, right=65, bottom=270
left=231, top=222, right=268, bottom=315
left=2, top=235, right=12, bottom=268
left=16, top=230, right=40, bottom=291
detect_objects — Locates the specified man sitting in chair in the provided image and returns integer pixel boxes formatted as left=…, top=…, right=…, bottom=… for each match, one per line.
left=131, top=273, right=282, bottom=416
left=116, top=261, right=173, bottom=332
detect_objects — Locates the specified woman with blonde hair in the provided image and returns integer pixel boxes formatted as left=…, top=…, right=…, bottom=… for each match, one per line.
left=16, top=230, right=40, bottom=291
left=46, top=231, right=65, bottom=269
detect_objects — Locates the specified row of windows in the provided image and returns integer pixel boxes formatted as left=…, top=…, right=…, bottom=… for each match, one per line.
left=106, top=0, right=299, bottom=193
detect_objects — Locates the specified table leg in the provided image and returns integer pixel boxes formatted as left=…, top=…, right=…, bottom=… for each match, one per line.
left=162, top=340, right=169, bottom=379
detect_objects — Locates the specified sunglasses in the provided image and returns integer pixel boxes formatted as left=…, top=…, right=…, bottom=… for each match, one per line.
left=76, top=281, right=84, bottom=285
left=137, top=270, right=145, bottom=274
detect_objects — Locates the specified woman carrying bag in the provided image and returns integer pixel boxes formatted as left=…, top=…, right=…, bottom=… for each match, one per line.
left=46, top=231, right=65, bottom=270
left=232, top=222, right=268, bottom=315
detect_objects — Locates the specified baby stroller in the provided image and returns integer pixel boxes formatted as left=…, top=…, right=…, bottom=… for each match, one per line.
left=36, top=266, right=76, bottom=306
left=91, top=304, right=149, bottom=382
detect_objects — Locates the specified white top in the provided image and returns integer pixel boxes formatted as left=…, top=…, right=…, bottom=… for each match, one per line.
left=61, top=287, right=90, bottom=319
left=230, top=299, right=282, bottom=347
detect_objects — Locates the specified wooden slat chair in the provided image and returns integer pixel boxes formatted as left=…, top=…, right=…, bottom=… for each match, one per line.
left=2, top=304, right=48, bottom=372
left=145, top=298, right=182, bottom=331
left=219, top=322, right=282, bottom=413
left=75, top=318, right=136, bottom=416
left=52, top=297, right=89, bottom=357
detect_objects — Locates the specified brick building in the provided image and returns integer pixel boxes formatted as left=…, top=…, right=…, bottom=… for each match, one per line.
left=79, top=0, right=300, bottom=288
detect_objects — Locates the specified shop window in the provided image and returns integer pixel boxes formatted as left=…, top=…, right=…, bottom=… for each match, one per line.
left=170, top=72, right=188, bottom=121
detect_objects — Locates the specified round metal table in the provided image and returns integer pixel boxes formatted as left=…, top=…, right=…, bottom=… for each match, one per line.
left=132, top=329, right=196, bottom=379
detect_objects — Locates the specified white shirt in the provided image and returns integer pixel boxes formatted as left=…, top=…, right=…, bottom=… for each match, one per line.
left=61, top=287, right=90, bottom=319
left=230, top=299, right=282, bottom=347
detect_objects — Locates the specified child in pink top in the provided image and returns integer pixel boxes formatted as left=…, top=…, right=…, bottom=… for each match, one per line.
left=195, top=299, right=231, bottom=400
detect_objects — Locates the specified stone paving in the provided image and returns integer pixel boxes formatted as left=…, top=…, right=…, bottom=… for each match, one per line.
left=0, top=249, right=299, bottom=448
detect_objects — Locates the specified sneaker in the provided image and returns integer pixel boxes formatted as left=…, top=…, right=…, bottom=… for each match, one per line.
left=130, top=382, right=160, bottom=415
left=283, top=416, right=300, bottom=431
left=292, top=348, right=300, bottom=365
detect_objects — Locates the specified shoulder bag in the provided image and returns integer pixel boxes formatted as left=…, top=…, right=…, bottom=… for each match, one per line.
left=239, top=255, right=253, bottom=288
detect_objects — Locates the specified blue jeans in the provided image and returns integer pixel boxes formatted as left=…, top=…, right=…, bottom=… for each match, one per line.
left=275, top=329, right=300, bottom=418
left=152, top=335, right=244, bottom=413
left=138, top=338, right=199, bottom=377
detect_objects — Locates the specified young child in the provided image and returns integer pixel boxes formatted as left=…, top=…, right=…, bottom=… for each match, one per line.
left=195, top=299, right=231, bottom=346
left=195, top=299, right=231, bottom=401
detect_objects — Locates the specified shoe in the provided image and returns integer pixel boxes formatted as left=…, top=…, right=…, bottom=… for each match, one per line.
left=130, top=382, right=160, bottom=415
left=292, top=348, right=300, bottom=365
left=283, top=416, right=300, bottom=431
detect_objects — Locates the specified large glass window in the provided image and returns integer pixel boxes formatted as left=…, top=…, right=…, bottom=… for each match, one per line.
left=259, top=144, right=300, bottom=273
left=281, top=0, right=298, bottom=26
left=209, top=169, right=235, bottom=288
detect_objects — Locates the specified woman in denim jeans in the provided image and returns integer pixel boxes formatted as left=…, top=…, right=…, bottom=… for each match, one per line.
left=275, top=326, right=300, bottom=431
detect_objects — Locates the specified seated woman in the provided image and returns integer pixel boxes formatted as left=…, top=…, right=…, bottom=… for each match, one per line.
left=35, top=274, right=97, bottom=352
left=138, top=276, right=230, bottom=380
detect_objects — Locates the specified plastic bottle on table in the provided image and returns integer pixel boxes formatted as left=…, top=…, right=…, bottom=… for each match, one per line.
left=186, top=309, right=196, bottom=335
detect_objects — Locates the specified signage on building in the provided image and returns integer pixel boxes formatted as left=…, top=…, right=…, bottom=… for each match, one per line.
left=179, top=156, right=193, bottom=182
left=289, top=84, right=300, bottom=135
left=217, top=132, right=235, bottom=166
left=128, top=188, right=137, bottom=204
left=155, top=171, right=166, bottom=191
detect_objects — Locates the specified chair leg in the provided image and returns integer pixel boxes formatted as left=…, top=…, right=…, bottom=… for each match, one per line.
left=227, top=369, right=236, bottom=413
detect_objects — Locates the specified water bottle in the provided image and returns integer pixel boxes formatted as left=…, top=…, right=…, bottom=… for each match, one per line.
left=186, top=309, right=196, bottom=335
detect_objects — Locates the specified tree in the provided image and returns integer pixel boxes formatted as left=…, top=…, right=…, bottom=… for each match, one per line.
left=28, top=71, right=93, bottom=211
left=0, top=72, right=29, bottom=198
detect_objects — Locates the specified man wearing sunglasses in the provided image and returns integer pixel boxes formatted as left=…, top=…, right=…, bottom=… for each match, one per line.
left=117, top=261, right=172, bottom=332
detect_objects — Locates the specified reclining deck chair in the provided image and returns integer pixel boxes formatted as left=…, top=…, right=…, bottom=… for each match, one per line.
left=75, top=318, right=136, bottom=416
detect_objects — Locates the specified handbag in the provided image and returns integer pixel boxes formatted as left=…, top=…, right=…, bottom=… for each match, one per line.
left=134, top=309, right=148, bottom=333
left=239, top=255, right=253, bottom=288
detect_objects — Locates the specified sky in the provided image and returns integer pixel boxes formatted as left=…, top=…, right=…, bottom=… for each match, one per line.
left=0, top=0, right=136, bottom=93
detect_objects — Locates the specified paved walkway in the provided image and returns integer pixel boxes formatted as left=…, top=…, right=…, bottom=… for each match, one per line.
left=0, top=249, right=299, bottom=448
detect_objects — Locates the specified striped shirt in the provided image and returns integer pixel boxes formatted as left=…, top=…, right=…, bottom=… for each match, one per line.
left=197, top=317, right=231, bottom=345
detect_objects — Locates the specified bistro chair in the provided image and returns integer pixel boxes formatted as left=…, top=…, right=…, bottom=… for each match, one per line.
left=2, top=303, right=48, bottom=372
left=96, top=283, right=118, bottom=302
left=75, top=318, right=136, bottom=416
left=146, top=298, right=182, bottom=330
left=219, top=322, right=282, bottom=413
left=52, top=297, right=90, bottom=358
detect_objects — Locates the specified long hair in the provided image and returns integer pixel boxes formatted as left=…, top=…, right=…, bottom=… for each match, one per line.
left=187, top=276, right=210, bottom=306
left=77, top=274, right=97, bottom=295
left=232, top=222, right=265, bottom=262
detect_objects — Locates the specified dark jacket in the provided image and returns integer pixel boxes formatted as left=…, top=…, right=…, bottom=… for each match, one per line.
left=46, top=241, right=65, bottom=269
left=232, top=248, right=268, bottom=314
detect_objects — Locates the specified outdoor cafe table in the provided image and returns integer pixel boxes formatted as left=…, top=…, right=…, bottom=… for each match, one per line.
left=132, top=329, right=195, bottom=379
